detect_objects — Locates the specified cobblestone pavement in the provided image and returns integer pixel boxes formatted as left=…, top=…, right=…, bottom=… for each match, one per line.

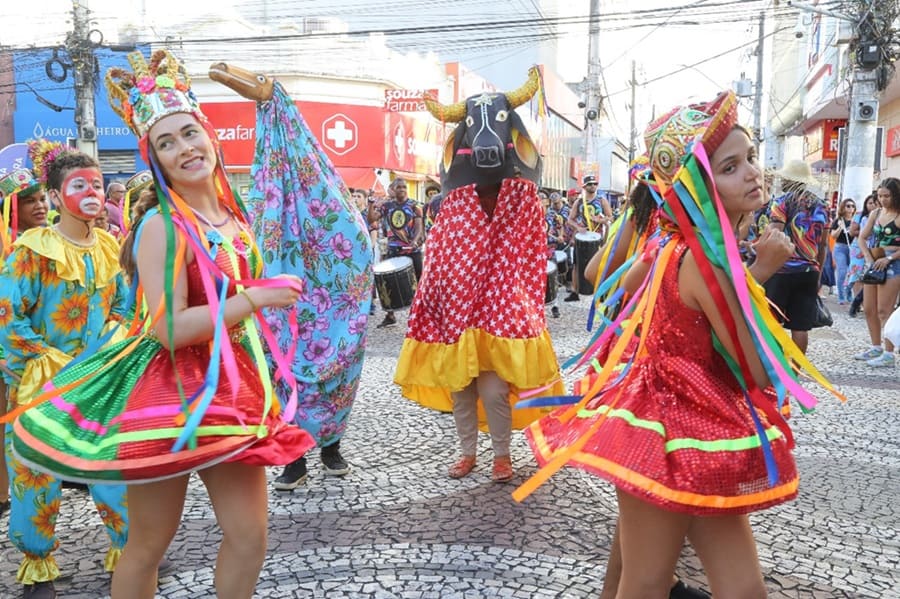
left=1, top=293, right=898, bottom=598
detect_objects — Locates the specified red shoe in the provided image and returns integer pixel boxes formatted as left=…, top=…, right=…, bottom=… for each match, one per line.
left=492, top=455, right=514, bottom=483
left=448, top=455, right=476, bottom=479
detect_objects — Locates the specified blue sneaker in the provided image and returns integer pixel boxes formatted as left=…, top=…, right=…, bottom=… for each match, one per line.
left=854, top=347, right=883, bottom=361
left=867, top=352, right=895, bottom=367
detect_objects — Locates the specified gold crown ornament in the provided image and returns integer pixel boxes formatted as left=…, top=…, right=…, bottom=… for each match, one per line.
left=0, top=168, right=40, bottom=198
left=126, top=170, right=154, bottom=194
left=106, top=49, right=204, bottom=137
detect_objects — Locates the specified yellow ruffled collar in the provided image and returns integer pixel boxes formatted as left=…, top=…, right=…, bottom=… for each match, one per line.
left=13, top=226, right=121, bottom=288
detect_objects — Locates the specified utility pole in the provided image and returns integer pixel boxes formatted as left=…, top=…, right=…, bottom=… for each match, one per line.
left=843, top=70, right=879, bottom=204
left=841, top=0, right=894, bottom=205
left=70, top=1, right=98, bottom=159
left=581, top=0, right=602, bottom=173
left=752, top=11, right=765, bottom=153
left=628, top=59, right=637, bottom=168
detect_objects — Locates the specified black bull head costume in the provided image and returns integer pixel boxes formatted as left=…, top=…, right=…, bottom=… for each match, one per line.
left=424, top=67, right=542, bottom=193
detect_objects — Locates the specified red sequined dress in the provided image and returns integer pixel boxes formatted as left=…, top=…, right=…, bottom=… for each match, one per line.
left=527, top=240, right=798, bottom=514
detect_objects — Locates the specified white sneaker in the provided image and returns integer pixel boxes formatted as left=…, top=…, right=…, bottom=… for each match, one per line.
left=854, top=347, right=883, bottom=361
left=866, top=352, right=895, bottom=368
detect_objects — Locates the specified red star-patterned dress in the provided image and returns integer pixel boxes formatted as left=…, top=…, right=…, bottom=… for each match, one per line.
left=394, top=178, right=563, bottom=429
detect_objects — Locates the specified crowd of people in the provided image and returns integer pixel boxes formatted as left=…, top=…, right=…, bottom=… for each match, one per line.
left=0, top=45, right=892, bottom=599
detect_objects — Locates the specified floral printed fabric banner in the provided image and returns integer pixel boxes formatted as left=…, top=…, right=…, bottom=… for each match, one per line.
left=248, top=82, right=374, bottom=446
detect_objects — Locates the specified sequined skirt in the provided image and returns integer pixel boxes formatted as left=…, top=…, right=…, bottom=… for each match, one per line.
left=12, top=336, right=314, bottom=484
left=527, top=357, right=798, bottom=515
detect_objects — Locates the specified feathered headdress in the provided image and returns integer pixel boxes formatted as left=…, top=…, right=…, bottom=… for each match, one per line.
left=27, top=138, right=67, bottom=186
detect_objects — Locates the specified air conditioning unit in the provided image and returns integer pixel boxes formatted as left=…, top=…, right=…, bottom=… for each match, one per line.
left=854, top=101, right=878, bottom=122
left=80, top=125, right=97, bottom=141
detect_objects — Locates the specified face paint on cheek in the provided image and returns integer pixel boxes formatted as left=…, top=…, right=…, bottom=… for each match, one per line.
left=61, top=168, right=106, bottom=219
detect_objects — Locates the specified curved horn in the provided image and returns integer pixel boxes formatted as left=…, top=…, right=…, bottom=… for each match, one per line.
left=208, top=62, right=275, bottom=102
left=423, top=92, right=466, bottom=123
left=505, top=66, right=541, bottom=109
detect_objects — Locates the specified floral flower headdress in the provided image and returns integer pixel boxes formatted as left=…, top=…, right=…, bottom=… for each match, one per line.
left=106, top=49, right=203, bottom=138
left=27, top=138, right=67, bottom=186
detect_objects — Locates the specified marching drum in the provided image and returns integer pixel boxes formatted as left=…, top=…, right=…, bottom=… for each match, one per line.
left=374, top=256, right=417, bottom=310
left=554, top=249, right=569, bottom=286
left=545, top=260, right=558, bottom=305
left=574, top=231, right=603, bottom=295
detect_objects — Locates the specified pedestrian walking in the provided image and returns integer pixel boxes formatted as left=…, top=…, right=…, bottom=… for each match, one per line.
left=370, top=178, right=424, bottom=328
left=0, top=166, right=48, bottom=524
left=831, top=198, right=856, bottom=304
left=763, top=159, right=830, bottom=354
left=853, top=177, right=900, bottom=367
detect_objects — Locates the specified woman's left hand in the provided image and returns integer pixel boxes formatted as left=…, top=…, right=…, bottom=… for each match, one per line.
left=873, top=257, right=891, bottom=271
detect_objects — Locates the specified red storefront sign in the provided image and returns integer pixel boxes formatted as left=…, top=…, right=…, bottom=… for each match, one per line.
left=887, top=124, right=900, bottom=158
left=202, top=100, right=442, bottom=178
left=383, top=111, right=443, bottom=174
left=202, top=101, right=384, bottom=169
left=822, top=118, right=845, bottom=161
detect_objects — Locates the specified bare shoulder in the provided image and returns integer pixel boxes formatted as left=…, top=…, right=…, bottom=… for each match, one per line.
left=136, top=213, right=192, bottom=261
left=677, top=248, right=703, bottom=311
left=678, top=247, right=731, bottom=312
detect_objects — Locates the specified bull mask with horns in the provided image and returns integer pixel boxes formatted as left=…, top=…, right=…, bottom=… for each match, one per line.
left=425, top=67, right=542, bottom=194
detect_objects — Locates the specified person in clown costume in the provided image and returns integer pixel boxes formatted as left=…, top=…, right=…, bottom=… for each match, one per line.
left=8, top=49, right=315, bottom=598
left=0, top=141, right=129, bottom=599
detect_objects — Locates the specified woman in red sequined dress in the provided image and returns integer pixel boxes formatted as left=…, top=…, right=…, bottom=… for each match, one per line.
left=518, top=91, right=839, bottom=598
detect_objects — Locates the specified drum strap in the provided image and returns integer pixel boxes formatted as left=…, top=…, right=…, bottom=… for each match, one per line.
left=582, top=195, right=595, bottom=232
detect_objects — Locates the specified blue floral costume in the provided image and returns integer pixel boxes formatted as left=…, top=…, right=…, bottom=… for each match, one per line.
left=0, top=227, right=128, bottom=584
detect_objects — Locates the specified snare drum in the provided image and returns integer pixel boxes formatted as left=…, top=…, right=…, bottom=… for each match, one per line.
left=574, top=231, right=603, bottom=295
left=374, top=256, right=417, bottom=310
left=545, top=260, right=558, bottom=305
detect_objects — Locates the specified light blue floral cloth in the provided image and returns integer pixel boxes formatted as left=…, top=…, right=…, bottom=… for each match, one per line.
left=247, top=82, right=373, bottom=447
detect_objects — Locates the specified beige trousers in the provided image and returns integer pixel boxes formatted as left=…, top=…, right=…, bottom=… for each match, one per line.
left=450, top=371, right=511, bottom=457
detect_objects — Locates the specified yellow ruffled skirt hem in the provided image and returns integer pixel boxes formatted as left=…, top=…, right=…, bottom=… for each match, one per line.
left=104, top=547, right=123, bottom=572
left=17, top=554, right=60, bottom=584
left=394, top=328, right=564, bottom=430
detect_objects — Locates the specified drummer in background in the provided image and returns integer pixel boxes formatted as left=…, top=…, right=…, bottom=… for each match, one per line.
left=543, top=191, right=566, bottom=319
left=547, top=191, right=568, bottom=251
left=564, top=174, right=613, bottom=302
left=424, top=183, right=441, bottom=204
left=368, top=177, right=424, bottom=328
left=352, top=188, right=380, bottom=317
left=424, top=190, right=444, bottom=236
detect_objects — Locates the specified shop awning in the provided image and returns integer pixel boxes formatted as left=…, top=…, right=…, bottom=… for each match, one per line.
left=337, top=167, right=383, bottom=193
